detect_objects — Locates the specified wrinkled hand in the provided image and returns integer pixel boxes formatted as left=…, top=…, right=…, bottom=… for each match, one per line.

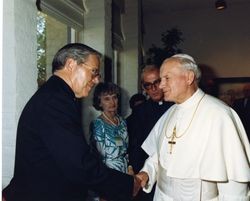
left=136, top=171, right=149, bottom=188
left=133, top=175, right=142, bottom=197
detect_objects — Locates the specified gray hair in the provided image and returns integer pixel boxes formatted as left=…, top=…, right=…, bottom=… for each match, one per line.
left=171, top=54, right=201, bottom=82
left=52, top=43, right=101, bottom=73
left=141, top=65, right=159, bottom=83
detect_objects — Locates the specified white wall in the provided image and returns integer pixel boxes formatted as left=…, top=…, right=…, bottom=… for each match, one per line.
left=81, top=0, right=113, bottom=140
left=143, top=2, right=250, bottom=77
left=120, top=0, right=141, bottom=117
left=2, top=0, right=37, bottom=187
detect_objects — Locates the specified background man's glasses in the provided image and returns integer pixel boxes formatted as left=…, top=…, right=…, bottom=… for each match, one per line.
left=82, top=63, right=101, bottom=79
left=143, top=78, right=161, bottom=90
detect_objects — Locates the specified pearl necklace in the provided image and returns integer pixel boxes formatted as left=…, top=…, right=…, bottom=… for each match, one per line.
left=102, top=112, right=119, bottom=126
left=164, top=93, right=206, bottom=154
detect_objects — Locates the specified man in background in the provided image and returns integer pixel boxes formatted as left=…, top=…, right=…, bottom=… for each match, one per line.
left=127, top=65, right=172, bottom=201
left=129, top=93, right=147, bottom=111
left=233, top=83, right=250, bottom=140
left=126, top=93, right=146, bottom=137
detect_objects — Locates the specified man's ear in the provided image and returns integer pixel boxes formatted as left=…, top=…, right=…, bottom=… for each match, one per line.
left=186, top=71, right=195, bottom=85
left=65, top=58, right=77, bottom=72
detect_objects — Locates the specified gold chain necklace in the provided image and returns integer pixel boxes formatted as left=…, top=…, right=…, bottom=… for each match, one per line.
left=164, top=93, right=206, bottom=154
left=102, top=112, right=119, bottom=126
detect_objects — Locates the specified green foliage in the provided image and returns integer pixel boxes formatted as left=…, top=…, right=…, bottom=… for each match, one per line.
left=37, top=12, right=47, bottom=87
left=146, top=27, right=184, bottom=67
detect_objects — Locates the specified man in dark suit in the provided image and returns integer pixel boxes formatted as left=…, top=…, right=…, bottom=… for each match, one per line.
left=233, top=84, right=250, bottom=140
left=126, top=93, right=146, bottom=137
left=127, top=65, right=173, bottom=201
left=2, top=43, right=141, bottom=201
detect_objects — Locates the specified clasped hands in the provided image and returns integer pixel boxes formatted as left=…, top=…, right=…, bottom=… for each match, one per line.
left=128, top=166, right=149, bottom=197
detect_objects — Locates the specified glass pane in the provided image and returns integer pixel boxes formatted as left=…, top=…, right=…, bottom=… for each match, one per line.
left=36, top=12, right=78, bottom=87
left=37, top=11, right=46, bottom=87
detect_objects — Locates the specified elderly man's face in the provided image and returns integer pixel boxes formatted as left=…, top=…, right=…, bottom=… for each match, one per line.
left=71, top=54, right=101, bottom=98
left=159, top=60, right=190, bottom=104
left=142, top=70, right=164, bottom=102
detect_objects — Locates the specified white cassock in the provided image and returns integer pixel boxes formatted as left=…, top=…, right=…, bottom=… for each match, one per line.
left=141, top=89, right=250, bottom=201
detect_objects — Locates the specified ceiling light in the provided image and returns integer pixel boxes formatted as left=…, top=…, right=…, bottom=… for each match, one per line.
left=215, top=0, right=227, bottom=10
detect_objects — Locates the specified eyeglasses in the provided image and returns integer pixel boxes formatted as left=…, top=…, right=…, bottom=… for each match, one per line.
left=143, top=78, right=161, bottom=90
left=81, top=62, right=101, bottom=79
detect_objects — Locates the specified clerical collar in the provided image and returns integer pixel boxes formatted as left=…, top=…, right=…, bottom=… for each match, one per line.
left=177, top=89, right=205, bottom=109
left=158, top=101, right=163, bottom=105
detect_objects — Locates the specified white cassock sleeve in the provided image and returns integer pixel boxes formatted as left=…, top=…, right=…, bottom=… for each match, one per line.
left=140, top=114, right=167, bottom=193
left=140, top=153, right=158, bottom=193
left=217, top=181, right=250, bottom=201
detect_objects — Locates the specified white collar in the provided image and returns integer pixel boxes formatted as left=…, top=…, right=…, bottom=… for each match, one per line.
left=177, top=89, right=205, bottom=110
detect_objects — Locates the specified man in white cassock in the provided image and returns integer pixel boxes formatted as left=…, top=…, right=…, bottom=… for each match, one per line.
left=136, top=54, right=250, bottom=201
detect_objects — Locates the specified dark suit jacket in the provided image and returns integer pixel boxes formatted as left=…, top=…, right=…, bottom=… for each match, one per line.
left=126, top=99, right=172, bottom=201
left=3, top=76, right=133, bottom=201
left=127, top=99, right=172, bottom=173
left=233, top=98, right=250, bottom=140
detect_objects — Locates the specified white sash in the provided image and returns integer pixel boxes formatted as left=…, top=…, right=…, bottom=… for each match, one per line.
left=157, top=163, right=218, bottom=201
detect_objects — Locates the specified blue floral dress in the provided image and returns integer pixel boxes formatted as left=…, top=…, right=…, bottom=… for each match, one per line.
left=90, top=116, right=129, bottom=173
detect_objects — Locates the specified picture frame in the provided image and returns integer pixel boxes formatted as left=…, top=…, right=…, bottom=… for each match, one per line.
left=213, top=77, right=250, bottom=106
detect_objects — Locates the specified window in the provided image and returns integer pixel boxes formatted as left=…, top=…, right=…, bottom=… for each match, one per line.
left=36, top=0, right=85, bottom=87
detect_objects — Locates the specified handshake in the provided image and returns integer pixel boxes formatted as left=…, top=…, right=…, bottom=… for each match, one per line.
left=128, top=166, right=149, bottom=197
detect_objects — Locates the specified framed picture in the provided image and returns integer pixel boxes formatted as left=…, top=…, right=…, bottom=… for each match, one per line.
left=213, top=77, right=250, bottom=106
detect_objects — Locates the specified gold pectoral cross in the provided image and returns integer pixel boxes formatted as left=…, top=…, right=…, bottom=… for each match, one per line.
left=168, top=126, right=176, bottom=154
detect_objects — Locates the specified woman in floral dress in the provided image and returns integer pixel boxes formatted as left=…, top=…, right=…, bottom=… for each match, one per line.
left=89, top=82, right=132, bottom=201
